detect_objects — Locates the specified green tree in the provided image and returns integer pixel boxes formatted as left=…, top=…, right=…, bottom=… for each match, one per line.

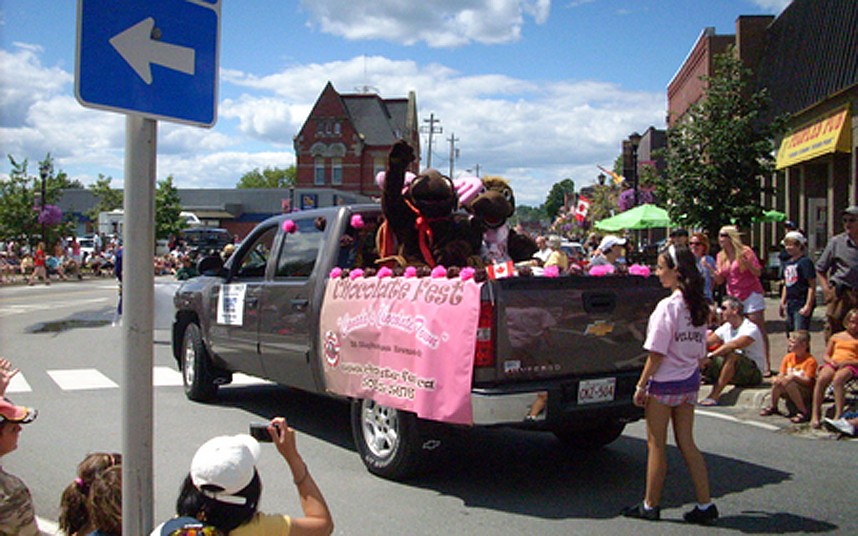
left=543, top=178, right=575, bottom=220
left=155, top=175, right=184, bottom=242
left=510, top=204, right=548, bottom=228
left=237, top=165, right=296, bottom=188
left=588, top=180, right=621, bottom=223
left=657, top=47, right=785, bottom=238
left=86, top=174, right=124, bottom=223
left=0, top=154, right=69, bottom=245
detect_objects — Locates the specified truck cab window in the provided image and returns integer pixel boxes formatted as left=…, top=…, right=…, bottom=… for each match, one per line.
left=236, top=226, right=276, bottom=278
left=336, top=213, right=381, bottom=269
left=275, top=219, right=324, bottom=278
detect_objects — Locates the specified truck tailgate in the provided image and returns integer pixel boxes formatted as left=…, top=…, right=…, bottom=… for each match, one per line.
left=483, top=275, right=667, bottom=383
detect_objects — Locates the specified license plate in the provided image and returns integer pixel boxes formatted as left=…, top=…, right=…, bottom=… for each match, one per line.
left=577, top=377, right=616, bottom=404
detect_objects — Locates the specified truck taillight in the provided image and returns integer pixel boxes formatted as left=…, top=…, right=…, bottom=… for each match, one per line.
left=474, top=300, right=495, bottom=367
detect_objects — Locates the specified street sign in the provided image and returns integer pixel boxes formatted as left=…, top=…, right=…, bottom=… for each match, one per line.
left=75, top=0, right=221, bottom=127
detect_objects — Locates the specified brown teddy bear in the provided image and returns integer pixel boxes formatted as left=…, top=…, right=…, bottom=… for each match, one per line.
left=467, top=176, right=537, bottom=264
left=381, top=140, right=482, bottom=268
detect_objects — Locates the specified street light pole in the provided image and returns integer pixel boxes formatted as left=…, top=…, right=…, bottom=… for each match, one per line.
left=629, top=132, right=641, bottom=208
left=38, top=162, right=51, bottom=244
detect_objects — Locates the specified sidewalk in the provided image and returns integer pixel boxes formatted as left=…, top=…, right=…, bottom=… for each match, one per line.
left=702, top=295, right=857, bottom=439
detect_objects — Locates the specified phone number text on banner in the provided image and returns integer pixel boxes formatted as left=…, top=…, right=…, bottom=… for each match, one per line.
left=320, top=275, right=482, bottom=425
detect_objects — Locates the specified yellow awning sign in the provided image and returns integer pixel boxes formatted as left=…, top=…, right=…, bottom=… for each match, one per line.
left=776, top=107, right=851, bottom=169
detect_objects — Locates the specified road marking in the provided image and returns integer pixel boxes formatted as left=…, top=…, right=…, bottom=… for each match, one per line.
left=233, top=372, right=273, bottom=386
left=36, top=516, right=60, bottom=535
left=6, top=374, right=32, bottom=393
left=696, top=408, right=781, bottom=431
left=47, top=368, right=119, bottom=390
left=153, top=365, right=183, bottom=386
left=13, top=368, right=273, bottom=393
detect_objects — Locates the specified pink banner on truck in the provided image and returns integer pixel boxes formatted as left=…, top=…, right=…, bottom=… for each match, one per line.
left=320, top=275, right=482, bottom=425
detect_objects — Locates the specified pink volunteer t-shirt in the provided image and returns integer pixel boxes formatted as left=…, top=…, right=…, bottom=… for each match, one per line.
left=644, top=290, right=707, bottom=382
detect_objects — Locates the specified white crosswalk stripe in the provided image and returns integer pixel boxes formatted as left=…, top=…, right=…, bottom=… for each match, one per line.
left=6, top=373, right=32, bottom=393
left=48, top=368, right=118, bottom=390
left=8, top=367, right=272, bottom=393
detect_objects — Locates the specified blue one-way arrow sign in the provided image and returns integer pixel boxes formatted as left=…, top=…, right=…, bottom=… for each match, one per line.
left=76, top=0, right=220, bottom=127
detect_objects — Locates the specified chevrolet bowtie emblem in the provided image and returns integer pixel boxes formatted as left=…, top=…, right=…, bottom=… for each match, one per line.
left=585, top=321, right=614, bottom=336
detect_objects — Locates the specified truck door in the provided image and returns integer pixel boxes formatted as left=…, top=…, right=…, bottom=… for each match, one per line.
left=257, top=217, right=326, bottom=392
left=207, top=224, right=277, bottom=376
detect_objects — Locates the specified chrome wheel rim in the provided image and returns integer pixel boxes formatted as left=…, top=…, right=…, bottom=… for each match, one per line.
left=183, top=333, right=196, bottom=386
left=361, top=399, right=399, bottom=459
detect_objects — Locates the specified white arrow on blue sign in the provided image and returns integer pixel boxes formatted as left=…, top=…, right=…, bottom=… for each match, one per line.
left=75, top=0, right=221, bottom=127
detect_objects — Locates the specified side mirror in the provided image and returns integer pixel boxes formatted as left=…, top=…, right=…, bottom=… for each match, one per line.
left=197, top=255, right=224, bottom=276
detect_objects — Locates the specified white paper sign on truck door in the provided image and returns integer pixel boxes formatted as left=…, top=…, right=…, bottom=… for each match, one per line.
left=320, top=273, right=482, bottom=425
left=217, top=283, right=246, bottom=325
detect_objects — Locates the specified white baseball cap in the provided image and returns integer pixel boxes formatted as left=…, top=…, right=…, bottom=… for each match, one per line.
left=190, top=434, right=260, bottom=505
left=598, top=235, right=627, bottom=252
left=781, top=231, right=807, bottom=246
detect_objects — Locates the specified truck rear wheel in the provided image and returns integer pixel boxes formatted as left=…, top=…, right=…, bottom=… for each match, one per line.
left=182, top=323, right=218, bottom=402
left=553, top=421, right=626, bottom=449
left=351, top=399, right=424, bottom=480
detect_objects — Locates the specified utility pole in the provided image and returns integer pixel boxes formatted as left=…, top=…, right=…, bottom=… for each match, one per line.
left=447, top=133, right=459, bottom=178
left=421, top=113, right=443, bottom=168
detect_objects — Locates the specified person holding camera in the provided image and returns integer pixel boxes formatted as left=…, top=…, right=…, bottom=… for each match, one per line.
left=153, top=417, right=333, bottom=536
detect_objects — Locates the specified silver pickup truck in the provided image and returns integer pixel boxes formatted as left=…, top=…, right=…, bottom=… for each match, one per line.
left=172, top=205, right=666, bottom=480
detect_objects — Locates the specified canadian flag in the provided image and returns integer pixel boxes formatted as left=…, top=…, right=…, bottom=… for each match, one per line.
left=575, top=196, right=591, bottom=222
left=487, top=260, right=515, bottom=279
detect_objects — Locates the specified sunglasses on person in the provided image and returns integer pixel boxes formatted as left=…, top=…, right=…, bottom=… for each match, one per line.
left=689, top=241, right=703, bottom=246
left=844, top=216, right=858, bottom=224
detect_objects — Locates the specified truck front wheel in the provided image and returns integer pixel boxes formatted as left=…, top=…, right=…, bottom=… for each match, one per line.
left=351, top=399, right=424, bottom=480
left=553, top=421, right=626, bottom=449
left=182, top=323, right=218, bottom=402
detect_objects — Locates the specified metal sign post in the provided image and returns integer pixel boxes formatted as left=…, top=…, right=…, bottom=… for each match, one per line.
left=122, top=115, right=157, bottom=534
left=75, top=1, right=221, bottom=532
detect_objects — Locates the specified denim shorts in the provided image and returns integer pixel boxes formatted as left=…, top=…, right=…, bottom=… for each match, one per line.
left=785, top=300, right=812, bottom=332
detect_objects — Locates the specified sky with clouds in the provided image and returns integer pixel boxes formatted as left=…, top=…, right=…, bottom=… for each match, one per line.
left=0, top=0, right=792, bottom=206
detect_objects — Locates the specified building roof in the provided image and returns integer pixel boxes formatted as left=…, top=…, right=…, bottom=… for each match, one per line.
left=342, top=94, right=408, bottom=146
left=756, top=0, right=858, bottom=118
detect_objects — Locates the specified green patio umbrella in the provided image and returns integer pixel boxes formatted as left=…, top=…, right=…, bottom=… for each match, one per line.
left=758, top=209, right=787, bottom=223
left=594, top=204, right=673, bottom=231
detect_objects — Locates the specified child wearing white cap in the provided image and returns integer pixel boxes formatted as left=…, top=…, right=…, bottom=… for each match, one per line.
left=154, top=417, right=333, bottom=536
left=779, top=231, right=816, bottom=336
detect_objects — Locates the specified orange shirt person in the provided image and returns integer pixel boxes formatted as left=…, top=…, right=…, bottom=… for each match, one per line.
left=759, top=330, right=817, bottom=423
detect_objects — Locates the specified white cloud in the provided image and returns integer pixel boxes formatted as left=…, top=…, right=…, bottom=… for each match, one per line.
left=158, top=151, right=296, bottom=190
left=0, top=45, right=72, bottom=127
left=298, top=0, right=551, bottom=47
left=222, top=56, right=663, bottom=203
left=0, top=44, right=663, bottom=206
left=749, top=0, right=793, bottom=14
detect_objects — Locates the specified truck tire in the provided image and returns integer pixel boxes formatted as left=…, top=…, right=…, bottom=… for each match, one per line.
left=553, top=421, right=626, bottom=449
left=351, top=399, right=424, bottom=480
left=181, top=323, right=218, bottom=402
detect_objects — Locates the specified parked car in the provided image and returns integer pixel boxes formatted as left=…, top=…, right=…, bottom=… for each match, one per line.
left=181, top=227, right=232, bottom=257
left=78, top=235, right=96, bottom=256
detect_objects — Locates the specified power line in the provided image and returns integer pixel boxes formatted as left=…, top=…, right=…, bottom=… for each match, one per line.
left=420, top=113, right=443, bottom=168
left=447, top=133, right=459, bottom=178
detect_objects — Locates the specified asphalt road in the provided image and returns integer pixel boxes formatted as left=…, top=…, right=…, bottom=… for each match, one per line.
left=1, top=279, right=855, bottom=535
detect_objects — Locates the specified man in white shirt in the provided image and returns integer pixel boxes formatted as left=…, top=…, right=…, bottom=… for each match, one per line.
left=531, top=235, right=551, bottom=265
left=700, top=295, right=765, bottom=405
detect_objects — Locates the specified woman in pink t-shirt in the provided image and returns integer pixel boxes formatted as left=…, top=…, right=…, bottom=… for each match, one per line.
left=622, top=245, right=718, bottom=525
left=713, top=225, right=770, bottom=375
